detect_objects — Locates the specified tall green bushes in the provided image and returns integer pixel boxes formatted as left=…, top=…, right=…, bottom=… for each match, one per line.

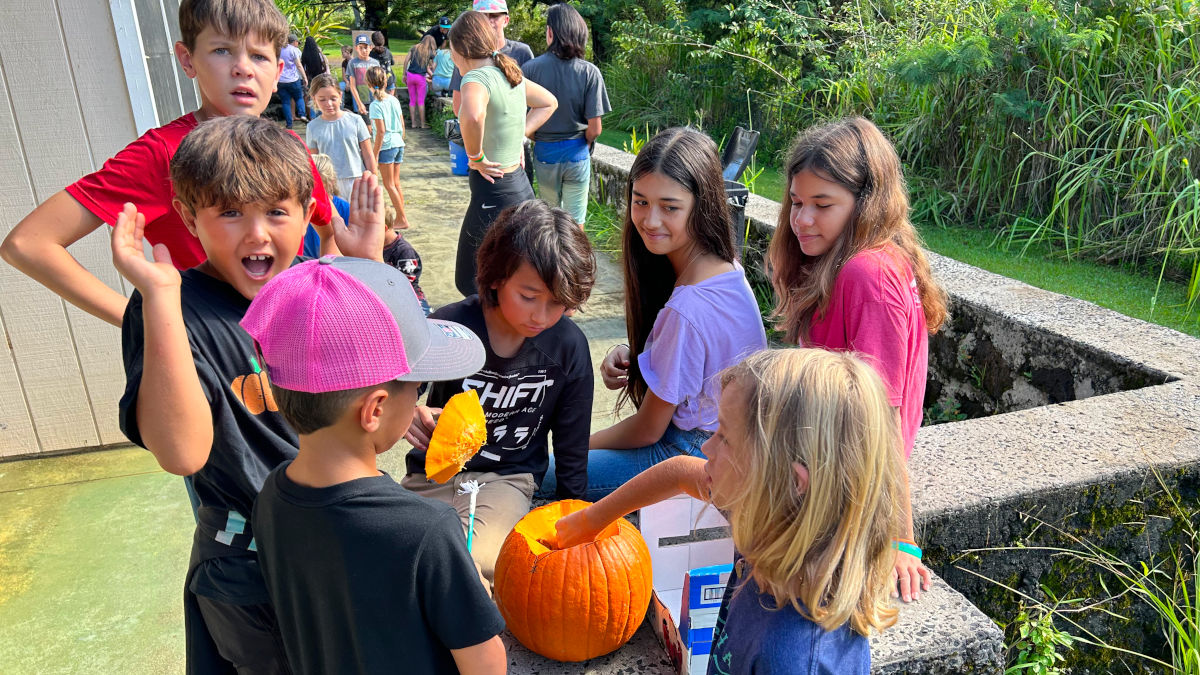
left=602, top=0, right=1200, bottom=311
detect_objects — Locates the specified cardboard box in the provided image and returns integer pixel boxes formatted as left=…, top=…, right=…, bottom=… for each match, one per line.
left=640, top=495, right=735, bottom=674
left=681, top=564, right=734, bottom=673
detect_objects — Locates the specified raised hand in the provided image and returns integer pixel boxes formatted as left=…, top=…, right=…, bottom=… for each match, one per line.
left=335, top=173, right=385, bottom=261
left=111, top=202, right=180, bottom=294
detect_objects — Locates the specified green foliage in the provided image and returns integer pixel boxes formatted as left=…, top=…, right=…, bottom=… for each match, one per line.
left=1004, top=607, right=1074, bottom=674
left=504, top=0, right=550, bottom=56
left=274, top=0, right=347, bottom=48
left=598, top=0, right=1200, bottom=318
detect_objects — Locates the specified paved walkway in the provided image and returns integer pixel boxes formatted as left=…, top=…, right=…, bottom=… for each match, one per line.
left=0, top=126, right=630, bottom=673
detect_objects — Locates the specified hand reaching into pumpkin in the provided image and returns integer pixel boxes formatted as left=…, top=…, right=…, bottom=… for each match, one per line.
left=332, top=173, right=385, bottom=261
left=404, top=404, right=441, bottom=450
left=553, top=507, right=606, bottom=549
left=111, top=202, right=181, bottom=294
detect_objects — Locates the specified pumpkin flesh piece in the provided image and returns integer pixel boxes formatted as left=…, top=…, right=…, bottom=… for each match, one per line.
left=425, top=390, right=487, bottom=483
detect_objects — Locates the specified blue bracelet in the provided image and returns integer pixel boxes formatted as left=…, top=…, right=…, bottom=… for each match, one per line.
left=894, top=541, right=923, bottom=560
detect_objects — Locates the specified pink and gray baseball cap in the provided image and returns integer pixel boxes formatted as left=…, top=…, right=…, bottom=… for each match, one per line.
left=241, top=256, right=484, bottom=393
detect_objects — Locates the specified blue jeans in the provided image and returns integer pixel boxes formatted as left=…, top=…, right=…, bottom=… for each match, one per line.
left=277, top=79, right=306, bottom=127
left=536, top=424, right=711, bottom=502
left=379, top=145, right=404, bottom=164
left=534, top=157, right=591, bottom=224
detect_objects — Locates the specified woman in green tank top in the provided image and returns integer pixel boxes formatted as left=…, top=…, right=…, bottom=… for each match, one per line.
left=449, top=10, right=558, bottom=297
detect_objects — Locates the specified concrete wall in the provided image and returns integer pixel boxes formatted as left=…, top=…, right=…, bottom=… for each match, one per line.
left=0, top=0, right=197, bottom=458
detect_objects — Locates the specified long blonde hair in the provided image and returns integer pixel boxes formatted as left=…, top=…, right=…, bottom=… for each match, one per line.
left=768, top=117, right=947, bottom=344
left=719, top=348, right=903, bottom=635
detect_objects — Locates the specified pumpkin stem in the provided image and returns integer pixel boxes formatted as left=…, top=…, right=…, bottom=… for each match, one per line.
left=250, top=356, right=262, bottom=375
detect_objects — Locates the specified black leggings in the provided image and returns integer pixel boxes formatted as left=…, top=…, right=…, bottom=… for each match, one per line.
left=455, top=169, right=535, bottom=297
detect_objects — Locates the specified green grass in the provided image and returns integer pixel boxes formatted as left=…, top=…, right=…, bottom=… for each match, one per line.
left=920, top=225, right=1200, bottom=338
left=320, top=37, right=419, bottom=81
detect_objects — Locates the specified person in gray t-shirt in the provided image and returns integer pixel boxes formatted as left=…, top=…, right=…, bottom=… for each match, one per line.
left=521, top=4, right=611, bottom=226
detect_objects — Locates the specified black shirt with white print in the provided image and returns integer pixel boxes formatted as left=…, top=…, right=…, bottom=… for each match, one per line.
left=405, top=295, right=592, bottom=498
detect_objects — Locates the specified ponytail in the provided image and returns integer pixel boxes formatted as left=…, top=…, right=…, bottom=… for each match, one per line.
left=493, top=51, right=522, bottom=88
left=365, top=65, right=389, bottom=101
left=449, top=10, right=524, bottom=88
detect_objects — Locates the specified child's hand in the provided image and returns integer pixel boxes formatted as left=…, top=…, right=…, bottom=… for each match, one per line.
left=892, top=551, right=931, bottom=603
left=404, top=405, right=441, bottom=451
left=599, top=344, right=631, bottom=390
left=468, top=156, right=505, bottom=183
left=111, top=202, right=180, bottom=294
left=554, top=507, right=606, bottom=549
left=335, top=174, right=385, bottom=261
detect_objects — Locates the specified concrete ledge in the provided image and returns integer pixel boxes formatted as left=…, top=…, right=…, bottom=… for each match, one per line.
left=503, top=571, right=1003, bottom=674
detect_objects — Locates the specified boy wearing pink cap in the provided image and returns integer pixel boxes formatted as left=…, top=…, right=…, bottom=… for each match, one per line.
left=111, top=115, right=383, bottom=672
left=244, top=257, right=506, bottom=675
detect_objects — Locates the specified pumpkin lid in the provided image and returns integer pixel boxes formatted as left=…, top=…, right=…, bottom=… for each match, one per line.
left=426, top=389, right=488, bottom=483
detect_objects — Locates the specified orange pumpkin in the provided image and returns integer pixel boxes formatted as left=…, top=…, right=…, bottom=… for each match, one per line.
left=231, top=358, right=278, bottom=415
left=494, top=500, right=654, bottom=662
left=425, top=389, right=487, bottom=483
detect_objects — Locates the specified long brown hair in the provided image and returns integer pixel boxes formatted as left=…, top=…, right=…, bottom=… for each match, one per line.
left=768, top=117, right=947, bottom=343
left=407, top=35, right=437, bottom=69
left=448, top=10, right=522, bottom=87
left=621, top=127, right=735, bottom=410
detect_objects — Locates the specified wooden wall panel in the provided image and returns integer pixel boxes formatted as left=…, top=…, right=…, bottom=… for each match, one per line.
left=58, top=0, right=140, bottom=445
left=0, top=6, right=100, bottom=452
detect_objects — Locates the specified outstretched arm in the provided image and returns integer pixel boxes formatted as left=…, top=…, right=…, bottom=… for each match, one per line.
left=555, top=455, right=709, bottom=548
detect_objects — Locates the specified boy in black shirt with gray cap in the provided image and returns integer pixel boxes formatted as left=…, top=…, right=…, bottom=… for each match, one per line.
left=245, top=256, right=505, bottom=675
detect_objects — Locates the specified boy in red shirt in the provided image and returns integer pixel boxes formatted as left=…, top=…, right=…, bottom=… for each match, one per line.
left=0, top=0, right=332, bottom=328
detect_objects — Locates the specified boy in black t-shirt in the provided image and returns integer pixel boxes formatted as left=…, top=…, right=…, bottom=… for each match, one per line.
left=113, top=115, right=383, bottom=671
left=244, top=257, right=504, bottom=675
left=403, top=200, right=597, bottom=585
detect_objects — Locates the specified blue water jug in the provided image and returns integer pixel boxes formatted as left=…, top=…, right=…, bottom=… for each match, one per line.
left=446, top=119, right=469, bottom=176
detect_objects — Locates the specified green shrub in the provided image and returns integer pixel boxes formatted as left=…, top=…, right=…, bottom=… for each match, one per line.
left=600, top=0, right=1200, bottom=315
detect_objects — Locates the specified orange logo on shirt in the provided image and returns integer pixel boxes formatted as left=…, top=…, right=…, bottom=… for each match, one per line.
left=231, top=357, right=279, bottom=415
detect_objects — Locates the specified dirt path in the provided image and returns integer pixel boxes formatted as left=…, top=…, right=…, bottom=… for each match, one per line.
left=374, top=127, right=628, bottom=473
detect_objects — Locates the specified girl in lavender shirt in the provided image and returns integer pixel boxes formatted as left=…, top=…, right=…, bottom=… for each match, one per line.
left=538, top=127, right=767, bottom=500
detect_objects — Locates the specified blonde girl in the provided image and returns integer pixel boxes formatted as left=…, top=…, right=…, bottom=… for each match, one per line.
left=556, top=348, right=904, bottom=673
left=769, top=116, right=948, bottom=603
left=305, top=73, right=376, bottom=199
left=535, top=127, right=767, bottom=501
left=366, top=66, right=411, bottom=230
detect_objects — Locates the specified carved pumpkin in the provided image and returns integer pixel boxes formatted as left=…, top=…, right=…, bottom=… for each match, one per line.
left=494, top=500, right=654, bottom=662
left=425, top=389, right=487, bottom=483
left=231, top=357, right=278, bottom=415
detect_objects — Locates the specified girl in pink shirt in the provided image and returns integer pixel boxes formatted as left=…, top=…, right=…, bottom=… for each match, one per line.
left=768, top=117, right=948, bottom=604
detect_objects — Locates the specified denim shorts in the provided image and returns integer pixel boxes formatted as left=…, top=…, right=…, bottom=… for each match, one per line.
left=378, top=146, right=404, bottom=164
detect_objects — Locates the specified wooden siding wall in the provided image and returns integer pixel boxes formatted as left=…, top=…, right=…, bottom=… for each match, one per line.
left=0, top=0, right=195, bottom=458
